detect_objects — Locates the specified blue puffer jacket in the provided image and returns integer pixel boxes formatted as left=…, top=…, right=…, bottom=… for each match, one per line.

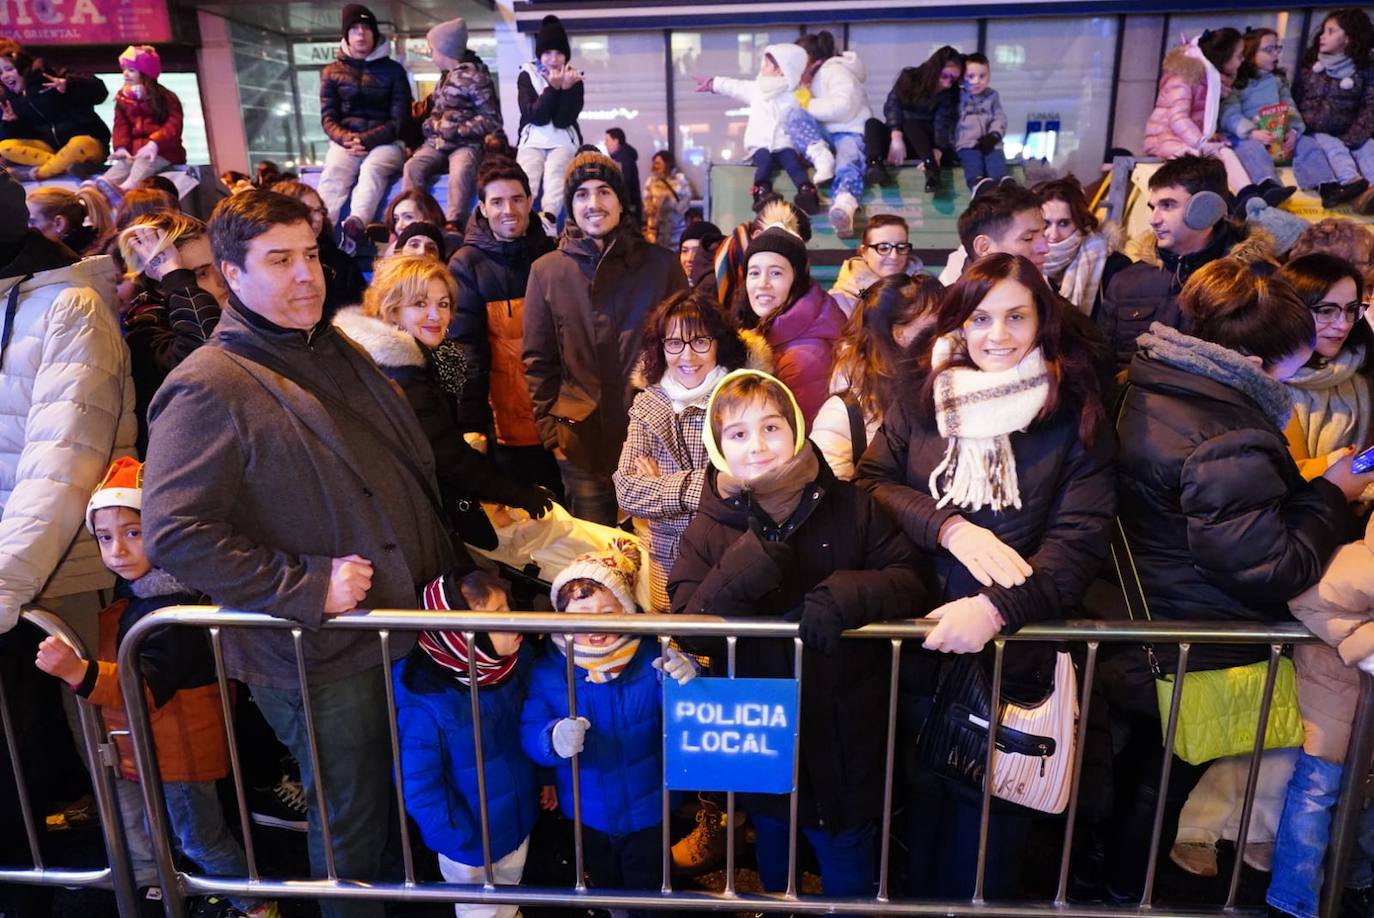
left=520, top=640, right=663, bottom=835
left=394, top=645, right=539, bottom=865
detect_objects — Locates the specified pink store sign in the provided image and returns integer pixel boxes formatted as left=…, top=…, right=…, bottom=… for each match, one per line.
left=0, top=0, right=172, bottom=45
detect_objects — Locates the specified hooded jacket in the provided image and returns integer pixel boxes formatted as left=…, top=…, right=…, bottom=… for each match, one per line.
left=78, top=570, right=225, bottom=783
left=1114, top=333, right=1349, bottom=673
left=449, top=213, right=556, bottom=448
left=763, top=280, right=847, bottom=426
left=954, top=88, right=1008, bottom=152
left=1219, top=70, right=1305, bottom=141
left=712, top=44, right=809, bottom=154
left=827, top=254, right=923, bottom=318
left=0, top=233, right=132, bottom=632
left=394, top=644, right=539, bottom=864
left=1288, top=515, right=1374, bottom=761
left=112, top=84, right=185, bottom=164
left=0, top=66, right=110, bottom=152
left=882, top=75, right=959, bottom=149
left=1097, top=221, right=1275, bottom=372
left=1143, top=46, right=1222, bottom=159
left=422, top=53, right=502, bottom=154
left=1294, top=57, right=1374, bottom=148
left=668, top=442, right=924, bottom=831
left=522, top=223, right=687, bottom=475
left=803, top=51, right=872, bottom=135
left=320, top=39, right=412, bottom=150
left=515, top=62, right=582, bottom=150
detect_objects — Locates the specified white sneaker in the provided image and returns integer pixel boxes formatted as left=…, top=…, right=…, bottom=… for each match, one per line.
left=828, top=192, right=859, bottom=238
left=808, top=141, right=836, bottom=185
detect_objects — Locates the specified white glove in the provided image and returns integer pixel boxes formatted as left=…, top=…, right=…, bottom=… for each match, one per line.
left=551, top=716, right=589, bottom=758
left=110, top=147, right=131, bottom=161
left=941, top=517, right=1032, bottom=589
left=923, top=595, right=1003, bottom=654
left=135, top=141, right=158, bottom=161
left=653, top=647, right=698, bottom=685
left=1358, top=655, right=1374, bottom=678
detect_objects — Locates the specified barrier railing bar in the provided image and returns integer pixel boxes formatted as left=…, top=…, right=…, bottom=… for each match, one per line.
left=209, top=627, right=259, bottom=882
left=292, top=627, right=336, bottom=881
left=725, top=634, right=738, bottom=898
left=1143, top=643, right=1191, bottom=907
left=1226, top=644, right=1283, bottom=909
left=564, top=632, right=585, bottom=892
left=659, top=634, right=672, bottom=895
left=784, top=636, right=805, bottom=899
left=464, top=630, right=496, bottom=889
left=1321, top=671, right=1374, bottom=918
left=0, top=653, right=44, bottom=869
left=1055, top=641, right=1099, bottom=906
left=379, top=630, right=417, bottom=886
left=973, top=638, right=1006, bottom=904
left=877, top=637, right=902, bottom=902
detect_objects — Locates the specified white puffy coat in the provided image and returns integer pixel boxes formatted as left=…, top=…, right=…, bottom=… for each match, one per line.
left=803, top=52, right=872, bottom=136
left=0, top=243, right=134, bottom=632
left=713, top=43, right=809, bottom=155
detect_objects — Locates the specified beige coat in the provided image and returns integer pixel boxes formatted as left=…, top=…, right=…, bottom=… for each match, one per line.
left=1288, top=514, right=1374, bottom=761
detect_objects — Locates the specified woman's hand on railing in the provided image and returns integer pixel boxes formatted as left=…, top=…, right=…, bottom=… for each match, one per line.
left=922, top=595, right=1003, bottom=654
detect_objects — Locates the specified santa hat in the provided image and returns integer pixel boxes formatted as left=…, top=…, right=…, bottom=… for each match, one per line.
left=118, top=45, right=161, bottom=80
left=86, top=456, right=143, bottom=533
left=550, top=538, right=641, bottom=614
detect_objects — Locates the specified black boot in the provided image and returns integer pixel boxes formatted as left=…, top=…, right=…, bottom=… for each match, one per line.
left=793, top=182, right=821, bottom=216
left=923, top=161, right=941, bottom=193
left=1257, top=178, right=1297, bottom=208
left=1322, top=178, right=1367, bottom=208
left=751, top=182, right=773, bottom=210
left=865, top=159, right=893, bottom=187
left=1232, top=184, right=1262, bottom=217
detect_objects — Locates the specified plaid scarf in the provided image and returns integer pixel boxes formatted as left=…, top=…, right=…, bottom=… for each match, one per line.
left=416, top=577, right=519, bottom=688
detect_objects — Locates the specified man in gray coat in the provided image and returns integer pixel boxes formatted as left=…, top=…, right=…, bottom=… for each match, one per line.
left=142, top=190, right=456, bottom=918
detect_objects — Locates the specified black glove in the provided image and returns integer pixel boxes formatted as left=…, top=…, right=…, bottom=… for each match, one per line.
left=507, top=484, right=555, bottom=519
left=976, top=132, right=1002, bottom=154
left=798, top=591, right=844, bottom=656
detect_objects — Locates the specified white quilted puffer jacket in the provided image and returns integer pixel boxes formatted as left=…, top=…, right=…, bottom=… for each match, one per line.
left=0, top=245, right=135, bottom=632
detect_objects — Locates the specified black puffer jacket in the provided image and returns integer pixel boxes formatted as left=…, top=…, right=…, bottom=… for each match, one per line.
left=319, top=41, right=412, bottom=149
left=1115, top=330, right=1351, bottom=672
left=856, top=385, right=1115, bottom=700
left=0, top=66, right=109, bottom=151
left=668, top=448, right=924, bottom=832
left=881, top=78, right=959, bottom=148
left=522, top=223, right=686, bottom=474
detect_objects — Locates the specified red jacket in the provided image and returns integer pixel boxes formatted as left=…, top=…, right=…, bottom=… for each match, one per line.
left=112, top=86, right=186, bottom=165
left=765, top=281, right=846, bottom=427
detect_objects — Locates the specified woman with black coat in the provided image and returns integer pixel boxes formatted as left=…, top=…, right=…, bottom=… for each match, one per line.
left=332, top=255, right=555, bottom=547
left=0, top=39, right=109, bottom=179
left=854, top=252, right=1115, bottom=901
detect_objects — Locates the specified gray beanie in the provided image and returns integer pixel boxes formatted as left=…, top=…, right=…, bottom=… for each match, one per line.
left=427, top=18, right=468, bottom=70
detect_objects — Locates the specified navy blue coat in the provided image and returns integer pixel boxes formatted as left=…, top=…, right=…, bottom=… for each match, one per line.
left=394, top=646, right=539, bottom=864
left=520, top=640, right=663, bottom=835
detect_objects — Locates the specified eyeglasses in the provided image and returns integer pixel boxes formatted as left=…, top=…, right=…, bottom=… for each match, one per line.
left=663, top=335, right=714, bottom=355
left=1310, top=300, right=1367, bottom=324
left=1259, top=43, right=1284, bottom=54
left=865, top=242, right=913, bottom=256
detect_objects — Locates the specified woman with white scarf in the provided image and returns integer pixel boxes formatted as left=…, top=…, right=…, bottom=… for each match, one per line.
left=1277, top=253, right=1373, bottom=487
left=1034, top=177, right=1130, bottom=316
left=855, top=252, right=1114, bottom=900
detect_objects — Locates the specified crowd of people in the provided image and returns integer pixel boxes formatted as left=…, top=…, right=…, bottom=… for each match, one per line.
left=1, top=7, right=1374, bottom=918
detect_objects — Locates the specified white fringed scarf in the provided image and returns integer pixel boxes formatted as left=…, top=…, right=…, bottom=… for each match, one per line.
left=927, top=334, right=1050, bottom=513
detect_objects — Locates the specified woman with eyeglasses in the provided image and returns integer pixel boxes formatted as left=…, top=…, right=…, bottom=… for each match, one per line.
left=614, top=291, right=768, bottom=611
left=828, top=214, right=924, bottom=317
left=1276, top=253, right=1373, bottom=484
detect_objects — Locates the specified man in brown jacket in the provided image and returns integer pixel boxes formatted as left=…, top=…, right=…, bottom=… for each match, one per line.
left=142, top=190, right=457, bottom=918
left=522, top=151, right=686, bottom=524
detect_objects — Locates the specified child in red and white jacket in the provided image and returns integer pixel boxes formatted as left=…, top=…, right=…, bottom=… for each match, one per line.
left=104, top=45, right=184, bottom=193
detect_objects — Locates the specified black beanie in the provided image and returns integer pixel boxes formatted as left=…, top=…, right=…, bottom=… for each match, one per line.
left=0, top=167, right=29, bottom=246
left=563, top=151, right=627, bottom=218
left=534, top=14, right=570, bottom=59
left=341, top=4, right=381, bottom=46
left=394, top=221, right=446, bottom=258
left=744, top=226, right=809, bottom=281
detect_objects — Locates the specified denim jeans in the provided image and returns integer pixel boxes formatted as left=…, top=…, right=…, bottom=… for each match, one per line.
left=1293, top=133, right=1374, bottom=188
left=956, top=146, right=1009, bottom=189
left=753, top=812, right=876, bottom=910
left=751, top=147, right=811, bottom=190
left=1231, top=137, right=1279, bottom=185
left=831, top=132, right=866, bottom=199
left=404, top=143, right=483, bottom=226
left=252, top=665, right=393, bottom=918
left=556, top=459, right=618, bottom=526
left=318, top=140, right=405, bottom=225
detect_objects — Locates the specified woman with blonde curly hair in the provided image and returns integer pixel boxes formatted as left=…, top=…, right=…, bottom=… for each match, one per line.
left=334, top=256, right=554, bottom=546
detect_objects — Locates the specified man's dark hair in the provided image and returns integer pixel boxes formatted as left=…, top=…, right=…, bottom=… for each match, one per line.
left=964, top=52, right=990, bottom=68
left=208, top=190, right=312, bottom=270
left=605, top=127, right=627, bottom=145
left=957, top=184, right=1044, bottom=252
left=134, top=174, right=180, bottom=201
left=1148, top=155, right=1228, bottom=198
left=476, top=157, right=532, bottom=201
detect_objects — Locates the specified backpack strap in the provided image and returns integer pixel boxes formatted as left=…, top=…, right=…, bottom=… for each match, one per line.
left=838, top=389, right=867, bottom=466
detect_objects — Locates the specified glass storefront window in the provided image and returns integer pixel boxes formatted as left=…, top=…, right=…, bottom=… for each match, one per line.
left=848, top=20, right=979, bottom=125
left=568, top=32, right=671, bottom=193
left=1167, top=11, right=1308, bottom=78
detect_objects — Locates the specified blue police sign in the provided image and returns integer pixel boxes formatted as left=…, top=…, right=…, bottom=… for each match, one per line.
left=664, top=677, right=798, bottom=794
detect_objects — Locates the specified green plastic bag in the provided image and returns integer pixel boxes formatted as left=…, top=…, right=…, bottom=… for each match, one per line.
left=1155, top=656, right=1305, bottom=766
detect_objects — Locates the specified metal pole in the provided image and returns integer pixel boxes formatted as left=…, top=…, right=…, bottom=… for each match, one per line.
left=725, top=635, right=738, bottom=898
left=210, top=628, right=259, bottom=881
left=1226, top=645, right=1282, bottom=908
left=785, top=637, right=804, bottom=900
left=380, top=631, right=416, bottom=886
left=465, top=631, right=496, bottom=888
left=1322, top=672, right=1374, bottom=918
left=1054, top=642, right=1098, bottom=906
left=876, top=639, right=902, bottom=903
left=973, top=640, right=1006, bottom=905
left=294, top=628, right=337, bottom=880
left=1143, top=644, right=1190, bottom=908
left=565, top=635, right=586, bottom=892
left=659, top=635, right=672, bottom=895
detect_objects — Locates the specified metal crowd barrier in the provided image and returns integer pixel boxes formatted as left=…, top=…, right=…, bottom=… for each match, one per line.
left=114, top=608, right=1374, bottom=918
left=0, top=606, right=138, bottom=915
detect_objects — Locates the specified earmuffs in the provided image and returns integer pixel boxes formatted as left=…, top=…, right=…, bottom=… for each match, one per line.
left=1183, top=190, right=1228, bottom=231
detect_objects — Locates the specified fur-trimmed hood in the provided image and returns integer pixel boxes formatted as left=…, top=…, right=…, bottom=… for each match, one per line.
left=1124, top=219, right=1275, bottom=269
left=630, top=328, right=773, bottom=391
left=1160, top=45, right=1208, bottom=86
left=332, top=305, right=426, bottom=370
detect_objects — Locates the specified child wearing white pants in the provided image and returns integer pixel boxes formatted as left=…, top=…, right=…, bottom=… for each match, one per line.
left=515, top=15, right=582, bottom=221
left=438, top=837, right=529, bottom=918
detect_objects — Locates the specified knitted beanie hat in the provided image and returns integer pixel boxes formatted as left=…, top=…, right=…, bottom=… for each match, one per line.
left=680, top=220, right=724, bottom=249
left=118, top=45, right=161, bottom=80
left=1243, top=197, right=1306, bottom=257
left=563, top=150, right=627, bottom=218
left=86, top=456, right=143, bottom=533
left=340, top=4, right=381, bottom=45
left=550, top=538, right=641, bottom=614
left=427, top=18, right=468, bottom=70
left=534, top=14, right=570, bottom=59
left=394, top=220, right=446, bottom=257
left=0, top=166, right=29, bottom=246
left=745, top=225, right=809, bottom=281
